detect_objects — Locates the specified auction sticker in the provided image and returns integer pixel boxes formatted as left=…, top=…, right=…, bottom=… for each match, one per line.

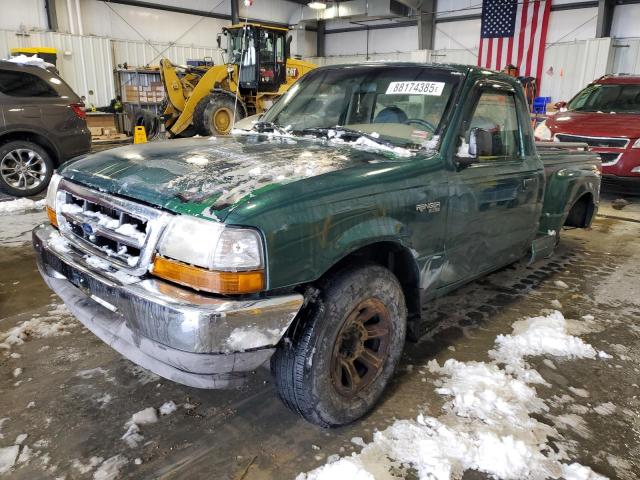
left=385, top=81, right=445, bottom=95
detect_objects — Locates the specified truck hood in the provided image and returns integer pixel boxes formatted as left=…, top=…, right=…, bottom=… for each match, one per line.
left=547, top=111, right=640, bottom=139
left=59, top=135, right=396, bottom=220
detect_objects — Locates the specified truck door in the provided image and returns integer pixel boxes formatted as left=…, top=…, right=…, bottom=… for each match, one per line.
left=441, top=81, right=542, bottom=286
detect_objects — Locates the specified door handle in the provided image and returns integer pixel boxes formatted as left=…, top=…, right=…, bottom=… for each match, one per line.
left=522, top=178, right=536, bottom=189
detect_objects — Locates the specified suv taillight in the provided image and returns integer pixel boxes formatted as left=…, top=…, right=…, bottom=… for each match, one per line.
left=70, top=103, right=86, bottom=120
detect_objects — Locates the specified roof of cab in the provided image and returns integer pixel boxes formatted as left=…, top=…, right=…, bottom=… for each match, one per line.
left=595, top=74, right=640, bottom=85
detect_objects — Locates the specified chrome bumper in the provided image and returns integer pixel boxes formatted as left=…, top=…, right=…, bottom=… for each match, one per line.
left=32, top=224, right=304, bottom=389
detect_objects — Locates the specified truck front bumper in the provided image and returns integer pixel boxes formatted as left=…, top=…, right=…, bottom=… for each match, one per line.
left=33, top=224, right=304, bottom=389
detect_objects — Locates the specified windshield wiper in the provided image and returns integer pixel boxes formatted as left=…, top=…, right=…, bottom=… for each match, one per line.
left=294, top=126, right=403, bottom=150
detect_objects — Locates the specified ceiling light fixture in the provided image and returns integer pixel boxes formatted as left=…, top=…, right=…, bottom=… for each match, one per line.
left=308, top=1, right=327, bottom=10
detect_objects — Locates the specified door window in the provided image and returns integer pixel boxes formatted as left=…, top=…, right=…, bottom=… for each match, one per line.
left=461, top=90, right=521, bottom=161
left=0, top=70, right=58, bottom=97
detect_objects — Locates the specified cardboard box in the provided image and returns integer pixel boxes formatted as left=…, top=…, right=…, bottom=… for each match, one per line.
left=89, top=127, right=103, bottom=136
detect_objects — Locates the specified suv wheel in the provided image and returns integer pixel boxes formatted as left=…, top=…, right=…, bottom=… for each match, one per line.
left=0, top=141, right=54, bottom=197
left=271, top=264, right=407, bottom=427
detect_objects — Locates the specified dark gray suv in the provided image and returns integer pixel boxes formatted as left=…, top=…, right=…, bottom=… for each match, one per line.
left=0, top=61, right=91, bottom=196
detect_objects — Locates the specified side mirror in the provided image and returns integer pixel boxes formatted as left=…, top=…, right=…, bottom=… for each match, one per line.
left=457, top=128, right=492, bottom=168
left=471, top=128, right=493, bottom=157
left=554, top=101, right=567, bottom=111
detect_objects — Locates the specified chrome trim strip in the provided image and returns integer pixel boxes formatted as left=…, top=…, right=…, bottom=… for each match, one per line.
left=554, top=133, right=630, bottom=149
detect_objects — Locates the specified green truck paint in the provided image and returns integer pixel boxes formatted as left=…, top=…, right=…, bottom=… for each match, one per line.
left=38, top=64, right=600, bottom=425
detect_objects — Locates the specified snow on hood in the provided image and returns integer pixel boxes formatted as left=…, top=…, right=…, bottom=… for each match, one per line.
left=59, top=135, right=399, bottom=216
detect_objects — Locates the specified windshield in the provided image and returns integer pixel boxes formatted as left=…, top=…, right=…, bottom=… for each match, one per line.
left=261, top=66, right=461, bottom=147
left=226, top=27, right=254, bottom=65
left=567, top=83, right=640, bottom=113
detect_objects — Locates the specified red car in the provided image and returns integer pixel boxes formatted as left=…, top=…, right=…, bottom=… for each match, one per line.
left=535, top=74, right=640, bottom=192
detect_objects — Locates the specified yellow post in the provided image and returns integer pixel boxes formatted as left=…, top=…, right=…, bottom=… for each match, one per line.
left=134, top=126, right=147, bottom=144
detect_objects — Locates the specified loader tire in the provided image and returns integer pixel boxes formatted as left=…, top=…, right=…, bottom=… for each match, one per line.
left=132, top=109, right=160, bottom=139
left=193, top=93, right=244, bottom=136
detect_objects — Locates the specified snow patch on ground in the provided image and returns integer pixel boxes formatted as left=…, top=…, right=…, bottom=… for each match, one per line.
left=159, top=401, right=177, bottom=416
left=593, top=402, right=616, bottom=416
left=129, top=407, right=158, bottom=425
left=298, top=311, right=607, bottom=480
left=0, top=445, right=19, bottom=474
left=93, top=455, right=128, bottom=480
left=0, top=198, right=45, bottom=215
left=0, top=304, right=75, bottom=350
left=72, top=456, right=104, bottom=474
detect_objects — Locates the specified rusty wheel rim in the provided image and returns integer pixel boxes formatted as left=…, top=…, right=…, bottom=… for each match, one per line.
left=330, top=298, right=392, bottom=398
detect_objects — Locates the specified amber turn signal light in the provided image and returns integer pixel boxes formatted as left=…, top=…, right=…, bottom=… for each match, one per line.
left=152, top=256, right=264, bottom=294
left=47, top=206, right=58, bottom=228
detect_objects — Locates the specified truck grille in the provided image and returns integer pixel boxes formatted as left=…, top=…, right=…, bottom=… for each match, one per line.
left=56, top=179, right=169, bottom=276
left=555, top=134, right=629, bottom=149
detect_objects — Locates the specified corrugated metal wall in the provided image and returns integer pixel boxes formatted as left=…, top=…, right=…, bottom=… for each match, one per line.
left=611, top=38, right=640, bottom=75
left=306, top=38, right=615, bottom=102
left=111, top=39, right=222, bottom=68
left=540, top=38, right=612, bottom=102
left=0, top=29, right=222, bottom=107
left=0, top=29, right=114, bottom=106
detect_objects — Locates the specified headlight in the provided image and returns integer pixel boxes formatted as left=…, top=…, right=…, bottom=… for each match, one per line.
left=534, top=121, right=552, bottom=141
left=153, top=216, right=264, bottom=294
left=632, top=138, right=640, bottom=148
left=45, top=173, right=62, bottom=227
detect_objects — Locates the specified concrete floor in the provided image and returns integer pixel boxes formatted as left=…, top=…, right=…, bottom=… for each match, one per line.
left=0, top=193, right=639, bottom=479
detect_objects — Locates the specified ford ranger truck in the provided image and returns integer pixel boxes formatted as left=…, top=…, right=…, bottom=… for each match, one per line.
left=33, top=64, right=601, bottom=427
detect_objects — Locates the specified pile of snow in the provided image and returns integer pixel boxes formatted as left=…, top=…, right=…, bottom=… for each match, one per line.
left=93, top=455, right=128, bottom=480
left=0, top=304, right=75, bottom=350
left=0, top=446, right=19, bottom=474
left=0, top=198, right=45, bottom=215
left=298, top=311, right=608, bottom=480
left=72, top=456, right=104, bottom=474
left=6, top=54, right=55, bottom=69
left=122, top=402, right=177, bottom=448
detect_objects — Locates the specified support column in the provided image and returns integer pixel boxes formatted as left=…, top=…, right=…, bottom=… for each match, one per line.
left=317, top=20, right=326, bottom=57
left=231, top=0, right=239, bottom=25
left=596, top=0, right=615, bottom=38
left=417, top=0, right=436, bottom=50
left=44, top=0, right=58, bottom=31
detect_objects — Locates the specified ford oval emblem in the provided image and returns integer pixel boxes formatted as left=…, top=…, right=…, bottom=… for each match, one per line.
left=82, top=223, right=93, bottom=235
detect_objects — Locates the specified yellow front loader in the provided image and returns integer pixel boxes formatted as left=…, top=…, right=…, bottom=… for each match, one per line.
left=160, top=23, right=316, bottom=137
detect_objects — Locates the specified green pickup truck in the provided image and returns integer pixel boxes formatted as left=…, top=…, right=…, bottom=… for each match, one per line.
left=33, top=63, right=600, bottom=427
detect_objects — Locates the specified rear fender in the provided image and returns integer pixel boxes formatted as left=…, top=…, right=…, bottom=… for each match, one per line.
left=539, top=166, right=600, bottom=234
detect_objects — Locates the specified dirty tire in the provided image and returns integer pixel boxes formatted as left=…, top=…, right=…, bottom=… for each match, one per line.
left=193, top=93, right=244, bottom=136
left=271, top=264, right=407, bottom=427
left=0, top=140, right=54, bottom=197
left=132, top=109, right=160, bottom=139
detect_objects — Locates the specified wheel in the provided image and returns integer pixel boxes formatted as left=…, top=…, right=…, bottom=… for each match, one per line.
left=0, top=140, right=54, bottom=197
left=193, top=93, right=245, bottom=136
left=271, top=264, right=407, bottom=427
left=132, top=109, right=160, bottom=139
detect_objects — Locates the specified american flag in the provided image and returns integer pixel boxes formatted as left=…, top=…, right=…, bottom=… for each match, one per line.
left=477, top=0, right=552, bottom=82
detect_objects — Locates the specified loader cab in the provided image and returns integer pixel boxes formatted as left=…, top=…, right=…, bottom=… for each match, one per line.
left=224, top=24, right=287, bottom=93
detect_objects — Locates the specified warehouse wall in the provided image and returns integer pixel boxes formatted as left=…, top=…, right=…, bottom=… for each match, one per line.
left=324, top=0, right=637, bottom=56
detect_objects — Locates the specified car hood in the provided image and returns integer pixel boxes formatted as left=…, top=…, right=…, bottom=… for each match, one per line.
left=547, top=111, right=640, bottom=139
left=58, top=135, right=399, bottom=220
